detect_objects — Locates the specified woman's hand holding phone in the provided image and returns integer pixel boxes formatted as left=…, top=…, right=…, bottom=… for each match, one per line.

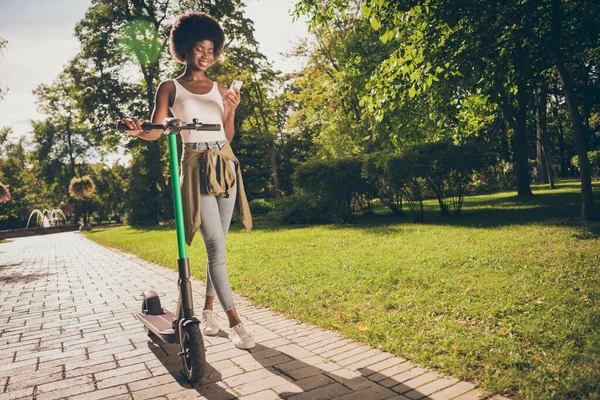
left=223, top=80, right=242, bottom=117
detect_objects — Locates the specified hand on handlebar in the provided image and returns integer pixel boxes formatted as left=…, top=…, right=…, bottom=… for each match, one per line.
left=119, top=117, right=146, bottom=136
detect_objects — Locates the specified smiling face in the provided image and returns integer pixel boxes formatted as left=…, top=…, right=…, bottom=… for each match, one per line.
left=186, top=40, right=215, bottom=71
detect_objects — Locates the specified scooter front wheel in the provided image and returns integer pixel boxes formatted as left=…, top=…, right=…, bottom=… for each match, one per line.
left=180, top=323, right=206, bottom=384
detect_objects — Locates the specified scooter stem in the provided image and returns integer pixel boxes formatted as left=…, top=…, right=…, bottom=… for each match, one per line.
left=168, top=132, right=187, bottom=259
left=167, top=132, right=195, bottom=319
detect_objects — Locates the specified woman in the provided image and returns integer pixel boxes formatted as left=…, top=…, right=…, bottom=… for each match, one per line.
left=120, top=11, right=254, bottom=350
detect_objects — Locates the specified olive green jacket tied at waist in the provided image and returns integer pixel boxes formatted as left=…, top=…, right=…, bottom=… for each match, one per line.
left=180, top=141, right=252, bottom=246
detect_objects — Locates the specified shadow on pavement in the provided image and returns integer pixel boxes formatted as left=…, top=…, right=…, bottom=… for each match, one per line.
left=242, top=343, right=431, bottom=399
left=147, top=338, right=238, bottom=399
left=0, top=271, right=52, bottom=283
left=143, top=336, right=443, bottom=399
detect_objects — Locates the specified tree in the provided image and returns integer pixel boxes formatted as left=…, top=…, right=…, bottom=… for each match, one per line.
left=0, top=156, right=40, bottom=230
left=535, top=75, right=555, bottom=188
left=69, top=0, right=269, bottom=223
left=296, top=0, right=599, bottom=219
left=32, top=72, right=93, bottom=192
left=69, top=175, right=96, bottom=226
left=547, top=0, right=599, bottom=219
left=87, top=163, right=129, bottom=223
left=288, top=3, right=403, bottom=159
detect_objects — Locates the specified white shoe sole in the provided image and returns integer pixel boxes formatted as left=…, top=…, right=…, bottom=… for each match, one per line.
left=232, top=341, right=255, bottom=350
left=202, top=326, right=220, bottom=336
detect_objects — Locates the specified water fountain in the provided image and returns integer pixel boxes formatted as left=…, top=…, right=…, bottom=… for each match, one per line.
left=0, top=208, right=76, bottom=241
left=26, top=209, right=68, bottom=229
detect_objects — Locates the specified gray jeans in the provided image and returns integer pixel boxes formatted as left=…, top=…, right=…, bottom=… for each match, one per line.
left=185, top=140, right=237, bottom=311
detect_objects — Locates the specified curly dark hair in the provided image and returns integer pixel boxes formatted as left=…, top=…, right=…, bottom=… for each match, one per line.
left=169, top=12, right=225, bottom=64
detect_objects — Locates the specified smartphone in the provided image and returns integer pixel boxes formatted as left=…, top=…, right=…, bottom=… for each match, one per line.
left=229, top=80, right=243, bottom=91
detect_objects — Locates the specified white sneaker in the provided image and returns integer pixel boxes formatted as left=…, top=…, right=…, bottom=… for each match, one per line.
left=228, top=322, right=255, bottom=349
left=201, top=310, right=220, bottom=336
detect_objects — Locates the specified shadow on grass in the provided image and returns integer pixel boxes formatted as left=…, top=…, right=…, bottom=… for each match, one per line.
left=336, top=181, right=600, bottom=232
left=98, top=180, right=600, bottom=236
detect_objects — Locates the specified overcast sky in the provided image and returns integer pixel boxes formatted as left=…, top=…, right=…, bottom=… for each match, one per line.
left=0, top=0, right=309, bottom=162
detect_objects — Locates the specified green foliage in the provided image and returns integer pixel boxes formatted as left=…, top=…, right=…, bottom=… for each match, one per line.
left=0, top=127, right=27, bottom=162
left=126, top=153, right=161, bottom=226
left=294, top=0, right=600, bottom=199
left=0, top=157, right=40, bottom=229
left=387, top=149, right=427, bottom=222
left=572, top=151, right=600, bottom=179
left=285, top=6, right=397, bottom=157
left=362, top=141, right=487, bottom=220
left=591, top=151, right=600, bottom=178
left=293, top=158, right=374, bottom=223
left=68, top=0, right=281, bottom=222
left=117, top=19, right=162, bottom=67
left=271, top=194, right=332, bottom=225
left=87, top=163, right=129, bottom=222
left=416, top=141, right=486, bottom=216
left=248, top=198, right=274, bottom=216
left=362, top=151, right=403, bottom=216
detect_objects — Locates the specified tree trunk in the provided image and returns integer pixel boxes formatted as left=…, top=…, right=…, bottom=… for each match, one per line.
left=494, top=68, right=532, bottom=196
left=514, top=44, right=533, bottom=196
left=549, top=0, right=598, bottom=220
left=253, top=83, right=281, bottom=196
left=535, top=77, right=555, bottom=188
left=551, top=91, right=568, bottom=178
left=499, top=117, right=511, bottom=163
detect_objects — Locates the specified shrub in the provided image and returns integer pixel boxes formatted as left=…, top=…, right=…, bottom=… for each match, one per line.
left=388, top=149, right=427, bottom=222
left=572, top=151, right=600, bottom=179
left=0, top=215, right=20, bottom=230
left=472, top=160, right=514, bottom=194
left=272, top=194, right=332, bottom=224
left=293, top=158, right=375, bottom=223
left=416, top=141, right=484, bottom=216
left=362, top=152, right=404, bottom=216
left=362, top=150, right=425, bottom=221
left=248, top=198, right=274, bottom=216
left=379, top=141, right=486, bottom=221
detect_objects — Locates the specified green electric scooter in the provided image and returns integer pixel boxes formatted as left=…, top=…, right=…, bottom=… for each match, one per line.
left=117, top=118, right=219, bottom=383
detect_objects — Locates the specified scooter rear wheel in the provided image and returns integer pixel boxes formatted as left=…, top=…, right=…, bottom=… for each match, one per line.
left=181, top=323, right=206, bottom=384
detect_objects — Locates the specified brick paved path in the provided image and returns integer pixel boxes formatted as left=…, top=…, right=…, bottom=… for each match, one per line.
left=0, top=232, right=508, bottom=400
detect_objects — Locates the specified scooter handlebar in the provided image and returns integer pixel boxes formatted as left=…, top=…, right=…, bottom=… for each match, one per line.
left=115, top=118, right=221, bottom=133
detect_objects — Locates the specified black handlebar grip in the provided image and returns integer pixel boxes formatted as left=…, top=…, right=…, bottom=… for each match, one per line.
left=116, top=122, right=164, bottom=131
left=195, top=124, right=221, bottom=131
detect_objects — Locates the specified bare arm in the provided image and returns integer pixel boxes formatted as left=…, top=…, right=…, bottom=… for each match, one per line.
left=121, top=80, right=174, bottom=141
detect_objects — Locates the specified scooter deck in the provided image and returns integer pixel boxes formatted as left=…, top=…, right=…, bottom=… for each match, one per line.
left=136, top=311, right=178, bottom=344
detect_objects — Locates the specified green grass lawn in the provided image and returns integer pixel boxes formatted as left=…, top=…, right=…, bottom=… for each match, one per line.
left=86, top=180, right=600, bottom=399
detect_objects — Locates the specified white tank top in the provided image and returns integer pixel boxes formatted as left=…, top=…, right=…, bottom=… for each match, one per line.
left=170, top=79, right=227, bottom=143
